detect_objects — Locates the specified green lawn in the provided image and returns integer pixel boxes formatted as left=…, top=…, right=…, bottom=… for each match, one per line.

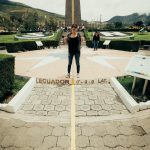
left=0, top=32, right=58, bottom=43
left=133, top=32, right=150, bottom=41
left=86, top=32, right=150, bottom=41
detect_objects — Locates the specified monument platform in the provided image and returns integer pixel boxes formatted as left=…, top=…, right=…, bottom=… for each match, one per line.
left=0, top=46, right=150, bottom=150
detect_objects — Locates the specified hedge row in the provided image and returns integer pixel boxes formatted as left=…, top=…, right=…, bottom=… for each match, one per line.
left=87, top=29, right=150, bottom=32
left=0, top=54, right=15, bottom=101
left=5, top=40, right=60, bottom=53
left=3, top=30, right=63, bottom=53
left=86, top=40, right=140, bottom=52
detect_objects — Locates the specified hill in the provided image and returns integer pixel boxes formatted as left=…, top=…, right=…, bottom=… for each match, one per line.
left=0, top=0, right=65, bottom=31
left=108, top=13, right=150, bottom=25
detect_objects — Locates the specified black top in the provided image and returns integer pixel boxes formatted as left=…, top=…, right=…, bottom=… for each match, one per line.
left=67, top=33, right=81, bottom=54
left=93, top=34, right=100, bottom=41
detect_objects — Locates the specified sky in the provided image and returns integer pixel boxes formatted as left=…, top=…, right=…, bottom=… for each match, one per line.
left=10, top=0, right=150, bottom=21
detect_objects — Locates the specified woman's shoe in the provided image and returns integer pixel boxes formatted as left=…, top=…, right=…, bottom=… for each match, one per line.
left=77, top=73, right=80, bottom=78
left=66, top=73, right=70, bottom=78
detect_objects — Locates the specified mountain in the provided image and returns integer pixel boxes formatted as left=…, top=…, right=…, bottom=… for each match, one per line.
left=108, top=13, right=150, bottom=25
left=0, top=0, right=65, bottom=31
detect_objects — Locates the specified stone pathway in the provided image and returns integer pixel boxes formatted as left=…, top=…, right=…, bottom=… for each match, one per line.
left=18, top=82, right=129, bottom=117
left=18, top=84, right=71, bottom=117
left=76, top=118, right=150, bottom=150
left=0, top=47, right=150, bottom=150
left=0, top=112, right=150, bottom=150
left=0, top=117, right=70, bottom=150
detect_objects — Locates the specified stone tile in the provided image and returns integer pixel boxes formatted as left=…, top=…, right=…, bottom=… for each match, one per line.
left=82, top=126, right=95, bottom=136
left=47, top=111, right=59, bottom=116
left=57, top=136, right=70, bottom=148
left=89, top=136, right=105, bottom=148
left=55, top=105, right=65, bottom=111
left=42, top=136, right=57, bottom=148
left=22, top=105, right=34, bottom=111
left=98, top=110, right=110, bottom=116
left=94, top=125, right=108, bottom=136
left=80, top=105, right=90, bottom=111
left=101, top=105, right=112, bottom=111
left=103, top=135, right=118, bottom=148
left=91, top=105, right=101, bottom=111
left=87, top=110, right=98, bottom=116
left=36, top=111, right=47, bottom=116
left=59, top=111, right=70, bottom=117
left=33, top=105, right=44, bottom=111
left=116, top=135, right=130, bottom=148
left=51, top=98, right=61, bottom=105
left=52, top=127, right=65, bottom=136
left=76, top=111, right=86, bottom=116
left=76, top=136, right=90, bottom=148
left=44, top=105, right=54, bottom=111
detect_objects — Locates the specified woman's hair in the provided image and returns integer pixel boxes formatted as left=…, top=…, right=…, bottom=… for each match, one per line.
left=71, top=24, right=78, bottom=28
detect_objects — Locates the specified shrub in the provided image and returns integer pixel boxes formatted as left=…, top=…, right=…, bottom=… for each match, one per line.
left=0, top=54, right=15, bottom=100
left=109, top=40, right=140, bottom=52
left=86, top=40, right=140, bottom=52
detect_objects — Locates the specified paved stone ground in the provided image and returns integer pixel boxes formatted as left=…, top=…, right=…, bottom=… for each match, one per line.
left=0, top=112, right=150, bottom=150
left=0, top=117, right=71, bottom=150
left=0, top=47, right=150, bottom=150
left=12, top=46, right=135, bottom=79
left=18, top=84, right=71, bottom=117
left=76, top=117, right=150, bottom=150
left=75, top=84, right=128, bottom=117
left=17, top=83, right=129, bottom=117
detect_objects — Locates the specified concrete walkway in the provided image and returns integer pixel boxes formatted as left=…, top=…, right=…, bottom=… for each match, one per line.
left=12, top=46, right=135, bottom=79
left=0, top=46, right=150, bottom=150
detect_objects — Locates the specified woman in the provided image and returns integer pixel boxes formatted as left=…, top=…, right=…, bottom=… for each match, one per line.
left=64, top=24, right=82, bottom=78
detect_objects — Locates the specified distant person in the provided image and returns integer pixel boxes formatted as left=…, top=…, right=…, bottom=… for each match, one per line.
left=93, top=31, right=100, bottom=50
left=64, top=24, right=83, bottom=78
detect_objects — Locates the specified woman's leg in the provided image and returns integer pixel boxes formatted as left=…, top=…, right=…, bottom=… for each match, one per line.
left=68, top=53, right=74, bottom=74
left=75, top=53, right=80, bottom=73
left=96, top=41, right=99, bottom=49
left=93, top=41, right=96, bottom=50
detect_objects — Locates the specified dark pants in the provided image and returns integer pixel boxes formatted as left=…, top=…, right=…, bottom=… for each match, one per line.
left=93, top=40, right=99, bottom=49
left=68, top=53, right=80, bottom=74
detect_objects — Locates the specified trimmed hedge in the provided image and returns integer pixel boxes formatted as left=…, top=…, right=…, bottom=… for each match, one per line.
left=86, top=40, right=140, bottom=52
left=0, top=54, right=15, bottom=100
left=109, top=40, right=140, bottom=52
left=87, top=29, right=150, bottom=32
left=5, top=40, right=60, bottom=52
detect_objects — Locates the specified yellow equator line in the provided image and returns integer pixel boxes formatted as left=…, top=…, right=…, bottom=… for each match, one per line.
left=72, top=0, right=75, bottom=24
left=71, top=78, right=76, bottom=150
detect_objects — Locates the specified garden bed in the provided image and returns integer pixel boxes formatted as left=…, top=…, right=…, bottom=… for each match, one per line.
left=117, top=76, right=150, bottom=103
left=111, top=76, right=150, bottom=113
left=0, top=30, right=63, bottom=52
left=0, top=75, right=29, bottom=104
left=0, top=76, right=36, bottom=113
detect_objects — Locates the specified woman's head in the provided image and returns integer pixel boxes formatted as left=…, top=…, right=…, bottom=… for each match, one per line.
left=71, top=24, right=78, bottom=33
left=95, top=31, right=99, bottom=35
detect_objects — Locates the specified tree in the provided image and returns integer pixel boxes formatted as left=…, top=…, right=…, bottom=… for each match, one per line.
left=104, top=23, right=114, bottom=29
left=23, top=12, right=39, bottom=31
left=114, top=22, right=123, bottom=29
left=134, top=21, right=144, bottom=27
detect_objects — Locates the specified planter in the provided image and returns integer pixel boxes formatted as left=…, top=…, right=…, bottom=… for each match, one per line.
left=110, top=77, right=150, bottom=113
left=0, top=77, right=36, bottom=113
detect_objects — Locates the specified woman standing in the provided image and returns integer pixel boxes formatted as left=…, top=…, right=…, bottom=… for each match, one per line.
left=64, top=24, right=82, bottom=78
